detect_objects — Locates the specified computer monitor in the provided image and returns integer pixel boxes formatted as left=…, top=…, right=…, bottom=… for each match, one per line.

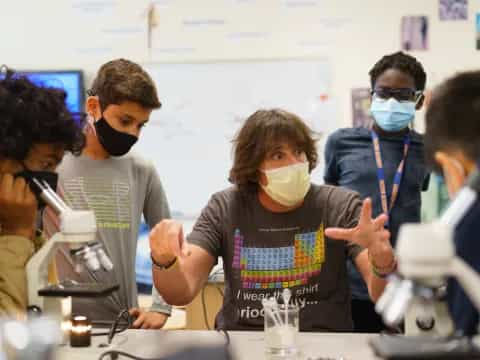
left=19, top=70, right=85, bottom=114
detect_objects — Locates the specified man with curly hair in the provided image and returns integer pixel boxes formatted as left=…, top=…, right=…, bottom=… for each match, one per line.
left=149, top=109, right=395, bottom=332
left=0, top=66, right=85, bottom=316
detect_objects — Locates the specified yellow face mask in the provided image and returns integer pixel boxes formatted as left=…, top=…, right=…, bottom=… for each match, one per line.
left=260, top=162, right=311, bottom=207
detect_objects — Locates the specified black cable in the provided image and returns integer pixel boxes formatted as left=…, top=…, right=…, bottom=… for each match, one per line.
left=97, top=330, right=232, bottom=360
left=91, top=322, right=129, bottom=337
left=217, top=329, right=230, bottom=346
left=99, top=350, right=162, bottom=360
left=91, top=308, right=133, bottom=343
left=107, top=309, right=133, bottom=344
left=214, top=284, right=224, bottom=298
left=201, top=274, right=225, bottom=331
left=201, top=286, right=211, bottom=330
left=201, top=289, right=230, bottom=348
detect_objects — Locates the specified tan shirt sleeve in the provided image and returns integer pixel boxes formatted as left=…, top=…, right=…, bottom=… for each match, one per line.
left=0, top=235, right=35, bottom=316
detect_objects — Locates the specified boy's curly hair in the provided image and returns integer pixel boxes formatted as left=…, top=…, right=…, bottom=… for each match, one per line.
left=0, top=66, right=85, bottom=160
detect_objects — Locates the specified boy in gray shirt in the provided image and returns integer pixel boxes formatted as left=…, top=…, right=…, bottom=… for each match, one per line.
left=44, top=59, right=171, bottom=328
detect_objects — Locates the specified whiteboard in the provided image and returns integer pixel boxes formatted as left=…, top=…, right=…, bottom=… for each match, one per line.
left=136, top=59, right=336, bottom=217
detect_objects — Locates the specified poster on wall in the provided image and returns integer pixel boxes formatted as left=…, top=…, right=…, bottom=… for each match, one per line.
left=401, top=16, right=429, bottom=51
left=351, top=88, right=372, bottom=128
left=476, top=13, right=480, bottom=49
left=439, top=0, right=468, bottom=21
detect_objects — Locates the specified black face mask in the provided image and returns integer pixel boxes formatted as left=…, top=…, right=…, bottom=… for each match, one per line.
left=14, top=169, right=59, bottom=209
left=94, top=117, right=138, bottom=157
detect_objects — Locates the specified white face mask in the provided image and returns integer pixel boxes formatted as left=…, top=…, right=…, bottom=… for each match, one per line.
left=261, top=162, right=311, bottom=207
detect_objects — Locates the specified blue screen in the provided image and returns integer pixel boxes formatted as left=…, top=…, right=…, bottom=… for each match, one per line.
left=21, top=71, right=85, bottom=113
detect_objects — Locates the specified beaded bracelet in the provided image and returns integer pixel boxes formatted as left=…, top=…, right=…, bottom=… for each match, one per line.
left=151, top=253, right=178, bottom=271
left=369, top=252, right=397, bottom=279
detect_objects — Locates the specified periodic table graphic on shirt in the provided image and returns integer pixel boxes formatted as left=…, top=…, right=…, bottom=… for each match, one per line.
left=232, top=225, right=325, bottom=289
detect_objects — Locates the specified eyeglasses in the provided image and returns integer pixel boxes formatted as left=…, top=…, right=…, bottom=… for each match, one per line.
left=372, top=87, right=422, bottom=103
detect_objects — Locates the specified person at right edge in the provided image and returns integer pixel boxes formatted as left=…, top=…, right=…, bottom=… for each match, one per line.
left=324, top=52, right=431, bottom=332
left=424, top=70, right=480, bottom=336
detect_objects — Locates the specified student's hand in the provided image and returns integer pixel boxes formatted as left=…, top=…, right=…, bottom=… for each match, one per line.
left=0, top=174, right=37, bottom=239
left=149, top=219, right=190, bottom=266
left=325, top=198, right=393, bottom=268
left=129, top=308, right=168, bottom=329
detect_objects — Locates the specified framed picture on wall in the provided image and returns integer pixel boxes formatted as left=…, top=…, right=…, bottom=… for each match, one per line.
left=476, top=13, right=480, bottom=49
left=401, top=16, right=429, bottom=51
left=439, top=0, right=468, bottom=21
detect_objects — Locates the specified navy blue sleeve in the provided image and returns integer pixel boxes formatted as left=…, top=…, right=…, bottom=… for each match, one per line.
left=447, top=279, right=479, bottom=335
left=447, top=200, right=480, bottom=335
left=324, top=132, right=339, bottom=185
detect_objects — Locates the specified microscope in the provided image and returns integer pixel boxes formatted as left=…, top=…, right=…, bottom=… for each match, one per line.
left=26, top=179, right=118, bottom=321
left=371, top=169, right=480, bottom=358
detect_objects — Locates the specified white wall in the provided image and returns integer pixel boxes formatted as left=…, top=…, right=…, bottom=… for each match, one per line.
left=2, top=0, right=479, bottom=131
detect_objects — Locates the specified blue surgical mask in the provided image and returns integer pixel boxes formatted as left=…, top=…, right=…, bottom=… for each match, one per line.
left=370, top=98, right=416, bottom=132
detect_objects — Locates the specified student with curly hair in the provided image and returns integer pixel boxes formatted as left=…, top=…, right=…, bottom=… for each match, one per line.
left=324, top=52, right=431, bottom=332
left=0, top=66, right=85, bottom=316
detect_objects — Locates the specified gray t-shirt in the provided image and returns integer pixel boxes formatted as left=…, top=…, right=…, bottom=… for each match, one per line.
left=43, top=151, right=171, bottom=322
left=187, top=184, right=363, bottom=332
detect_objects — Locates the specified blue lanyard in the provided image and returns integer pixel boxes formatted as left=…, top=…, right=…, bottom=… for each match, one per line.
left=371, top=130, right=411, bottom=227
